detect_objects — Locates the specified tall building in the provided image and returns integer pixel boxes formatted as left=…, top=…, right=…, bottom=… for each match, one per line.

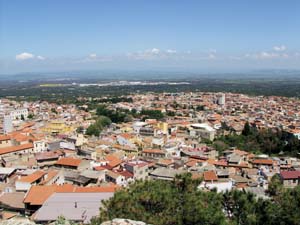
left=3, top=115, right=13, bottom=134
left=217, top=93, right=225, bottom=106
left=0, top=100, right=3, bottom=112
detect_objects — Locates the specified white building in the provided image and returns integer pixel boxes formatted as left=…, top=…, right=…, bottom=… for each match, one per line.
left=217, top=93, right=225, bottom=106
left=33, top=140, right=48, bottom=152
left=3, top=115, right=13, bottom=134
left=190, top=123, right=216, bottom=141
left=9, top=108, right=28, bottom=120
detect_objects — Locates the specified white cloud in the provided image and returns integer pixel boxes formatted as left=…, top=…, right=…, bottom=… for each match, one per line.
left=127, top=48, right=163, bottom=60
left=273, top=45, right=286, bottom=51
left=37, top=55, right=45, bottom=60
left=149, top=48, right=160, bottom=54
left=166, top=49, right=177, bottom=54
left=16, top=52, right=35, bottom=60
left=208, top=53, right=216, bottom=59
left=89, top=53, right=97, bottom=59
left=244, top=50, right=294, bottom=60
left=258, top=51, right=279, bottom=59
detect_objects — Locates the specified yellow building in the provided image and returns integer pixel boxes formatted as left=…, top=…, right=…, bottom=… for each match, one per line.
left=42, top=121, right=74, bottom=135
left=157, top=122, right=168, bottom=134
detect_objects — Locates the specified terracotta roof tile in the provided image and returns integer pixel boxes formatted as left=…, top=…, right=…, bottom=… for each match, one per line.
left=142, top=149, right=165, bottom=154
left=105, top=155, right=122, bottom=168
left=24, top=184, right=118, bottom=206
left=0, top=135, right=10, bottom=141
left=203, top=170, right=218, bottom=181
left=18, top=171, right=46, bottom=183
left=280, top=170, right=300, bottom=180
left=0, top=143, right=33, bottom=155
left=55, top=157, right=82, bottom=167
left=252, top=159, right=273, bottom=165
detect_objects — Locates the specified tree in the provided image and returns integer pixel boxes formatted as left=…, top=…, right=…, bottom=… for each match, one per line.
left=92, top=174, right=227, bottom=225
left=196, top=105, right=205, bottom=111
left=20, top=114, right=25, bottom=120
left=85, top=116, right=111, bottom=136
left=85, top=124, right=101, bottom=136
left=267, top=174, right=283, bottom=197
left=51, top=108, right=58, bottom=114
left=223, top=190, right=259, bottom=225
left=140, top=109, right=164, bottom=120
left=76, top=126, right=84, bottom=134
left=55, top=215, right=78, bottom=225
left=242, top=121, right=251, bottom=136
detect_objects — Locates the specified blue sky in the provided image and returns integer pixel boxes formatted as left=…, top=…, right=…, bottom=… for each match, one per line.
left=1, top=0, right=300, bottom=74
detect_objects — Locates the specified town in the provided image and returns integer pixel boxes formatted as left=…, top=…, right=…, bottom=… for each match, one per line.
left=0, top=91, right=300, bottom=224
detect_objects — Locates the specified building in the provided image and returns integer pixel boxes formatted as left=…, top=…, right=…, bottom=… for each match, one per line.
left=42, top=120, right=74, bottom=135
left=15, top=171, right=46, bottom=191
left=124, top=160, right=149, bottom=180
left=190, top=123, right=216, bottom=141
left=9, top=108, right=28, bottom=120
left=33, top=192, right=114, bottom=224
left=141, top=149, right=166, bottom=158
left=280, top=170, right=300, bottom=188
left=3, top=115, right=13, bottom=134
left=217, top=93, right=226, bottom=106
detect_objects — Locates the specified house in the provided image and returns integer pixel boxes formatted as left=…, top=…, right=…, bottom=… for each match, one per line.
left=35, top=150, right=64, bottom=167
left=280, top=170, right=300, bottom=188
left=189, top=123, right=215, bottom=141
left=0, top=192, right=25, bottom=213
left=0, top=135, right=12, bottom=148
left=156, top=159, right=174, bottom=168
left=203, top=170, right=218, bottom=183
left=252, top=159, right=274, bottom=168
left=55, top=157, right=82, bottom=170
left=0, top=143, right=34, bottom=157
left=227, top=153, right=242, bottom=165
left=33, top=192, right=114, bottom=224
left=105, top=170, right=126, bottom=186
left=23, top=184, right=117, bottom=214
left=33, top=139, right=47, bottom=152
left=149, top=167, right=185, bottom=180
left=105, top=154, right=122, bottom=169
left=124, top=160, right=149, bottom=180
left=141, top=149, right=166, bottom=158
left=199, top=171, right=233, bottom=193
left=0, top=167, right=16, bottom=182
left=15, top=171, right=46, bottom=191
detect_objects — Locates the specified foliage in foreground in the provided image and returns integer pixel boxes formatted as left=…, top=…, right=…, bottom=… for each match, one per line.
left=91, top=174, right=300, bottom=225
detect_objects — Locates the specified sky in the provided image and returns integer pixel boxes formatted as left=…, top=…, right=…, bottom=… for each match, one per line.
left=1, top=0, right=300, bottom=74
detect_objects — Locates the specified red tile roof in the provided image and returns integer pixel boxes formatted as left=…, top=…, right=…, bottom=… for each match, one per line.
left=18, top=171, right=46, bottom=183
left=105, top=155, right=122, bottom=168
left=0, top=143, right=33, bottom=155
left=203, top=171, right=218, bottom=181
left=252, top=159, right=273, bottom=165
left=24, top=184, right=118, bottom=206
left=0, top=135, right=10, bottom=141
left=142, top=149, right=165, bottom=154
left=55, top=157, right=81, bottom=167
left=280, top=170, right=300, bottom=180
